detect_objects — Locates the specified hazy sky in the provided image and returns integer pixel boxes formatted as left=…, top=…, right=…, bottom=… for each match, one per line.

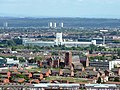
left=0, top=0, right=120, bottom=18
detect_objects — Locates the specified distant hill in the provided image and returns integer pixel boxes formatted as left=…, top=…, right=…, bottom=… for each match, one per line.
left=0, top=17, right=120, bottom=28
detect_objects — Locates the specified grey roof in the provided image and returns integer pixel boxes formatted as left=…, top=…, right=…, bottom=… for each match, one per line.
left=41, top=69, right=49, bottom=74
left=74, top=65, right=83, bottom=70
left=51, top=70, right=59, bottom=73
left=80, top=57, right=87, bottom=61
left=72, top=62, right=83, bottom=67
left=33, top=73, right=40, bottom=76
left=87, top=71, right=98, bottom=76
left=72, top=55, right=80, bottom=62
left=112, top=68, right=119, bottom=72
left=62, top=69, right=71, bottom=74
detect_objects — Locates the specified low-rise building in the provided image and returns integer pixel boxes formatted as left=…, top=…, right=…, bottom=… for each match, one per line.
left=85, top=84, right=118, bottom=90
left=90, top=59, right=120, bottom=70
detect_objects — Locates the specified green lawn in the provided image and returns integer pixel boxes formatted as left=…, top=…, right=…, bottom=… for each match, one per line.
left=46, top=76, right=88, bottom=83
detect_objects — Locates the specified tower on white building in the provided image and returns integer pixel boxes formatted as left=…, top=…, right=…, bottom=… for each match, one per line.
left=55, top=33, right=63, bottom=45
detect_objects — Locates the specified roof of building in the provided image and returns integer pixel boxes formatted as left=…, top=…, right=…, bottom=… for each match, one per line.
left=87, top=71, right=98, bottom=76
left=85, top=84, right=117, bottom=87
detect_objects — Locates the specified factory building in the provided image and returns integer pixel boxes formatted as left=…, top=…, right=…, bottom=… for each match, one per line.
left=23, top=33, right=96, bottom=47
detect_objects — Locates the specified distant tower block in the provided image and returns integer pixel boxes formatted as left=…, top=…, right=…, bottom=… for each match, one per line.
left=60, top=23, right=64, bottom=28
left=3, top=22, right=8, bottom=28
left=103, top=36, right=105, bottom=45
left=49, top=22, right=53, bottom=28
left=54, top=23, right=57, bottom=28
left=65, top=51, right=72, bottom=66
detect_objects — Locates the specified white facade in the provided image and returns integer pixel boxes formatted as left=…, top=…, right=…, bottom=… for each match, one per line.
left=55, top=32, right=63, bottom=45
left=6, top=58, right=19, bottom=64
left=53, top=23, right=57, bottom=28
left=3, top=22, right=8, bottom=28
left=109, top=59, right=120, bottom=70
left=49, top=22, right=53, bottom=28
left=60, top=23, right=64, bottom=28
left=23, top=33, right=96, bottom=47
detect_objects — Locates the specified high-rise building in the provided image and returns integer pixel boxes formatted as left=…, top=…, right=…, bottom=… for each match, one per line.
left=49, top=22, right=53, bottom=28
left=53, top=23, right=57, bottom=28
left=60, top=22, right=64, bottom=28
left=3, top=22, right=8, bottom=28
left=65, top=51, right=72, bottom=66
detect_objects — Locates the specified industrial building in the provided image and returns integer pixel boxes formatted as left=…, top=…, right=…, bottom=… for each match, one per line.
left=23, top=32, right=96, bottom=47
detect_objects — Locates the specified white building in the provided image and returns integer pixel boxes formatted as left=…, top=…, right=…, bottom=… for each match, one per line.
left=49, top=22, right=53, bottom=28
left=109, top=59, right=120, bottom=70
left=6, top=58, right=19, bottom=64
left=55, top=32, right=63, bottom=45
left=60, top=22, right=64, bottom=28
left=53, top=23, right=57, bottom=28
left=3, top=22, right=8, bottom=28
left=23, top=33, right=96, bottom=47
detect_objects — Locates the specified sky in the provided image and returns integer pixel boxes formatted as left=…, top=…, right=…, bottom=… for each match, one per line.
left=0, top=0, right=120, bottom=18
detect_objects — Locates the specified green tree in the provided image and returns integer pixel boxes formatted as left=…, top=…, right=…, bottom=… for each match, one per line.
left=6, top=40, right=16, bottom=46
left=34, top=56, right=42, bottom=61
left=18, top=57, right=26, bottom=62
left=114, top=77, right=119, bottom=82
left=13, top=38, right=22, bottom=45
left=11, top=46, right=17, bottom=51
left=118, top=49, right=120, bottom=58
left=97, top=77, right=101, bottom=83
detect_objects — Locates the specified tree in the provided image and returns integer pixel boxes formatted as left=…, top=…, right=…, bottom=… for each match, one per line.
left=118, top=49, right=120, bottom=58
left=18, top=57, right=26, bottom=62
left=97, top=77, right=101, bottom=83
left=114, top=77, right=119, bottom=82
left=34, top=56, right=43, bottom=64
left=34, top=56, right=42, bottom=61
left=6, top=40, right=16, bottom=46
left=13, top=38, right=22, bottom=45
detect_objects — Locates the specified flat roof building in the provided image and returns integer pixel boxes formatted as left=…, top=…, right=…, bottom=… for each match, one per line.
left=23, top=33, right=96, bottom=47
left=90, top=59, right=120, bottom=70
left=85, top=84, right=118, bottom=90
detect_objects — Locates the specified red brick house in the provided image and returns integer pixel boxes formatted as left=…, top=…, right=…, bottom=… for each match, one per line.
left=0, top=78, right=9, bottom=84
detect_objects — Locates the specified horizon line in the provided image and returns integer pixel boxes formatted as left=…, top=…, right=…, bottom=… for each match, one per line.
left=0, top=16, right=120, bottom=19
